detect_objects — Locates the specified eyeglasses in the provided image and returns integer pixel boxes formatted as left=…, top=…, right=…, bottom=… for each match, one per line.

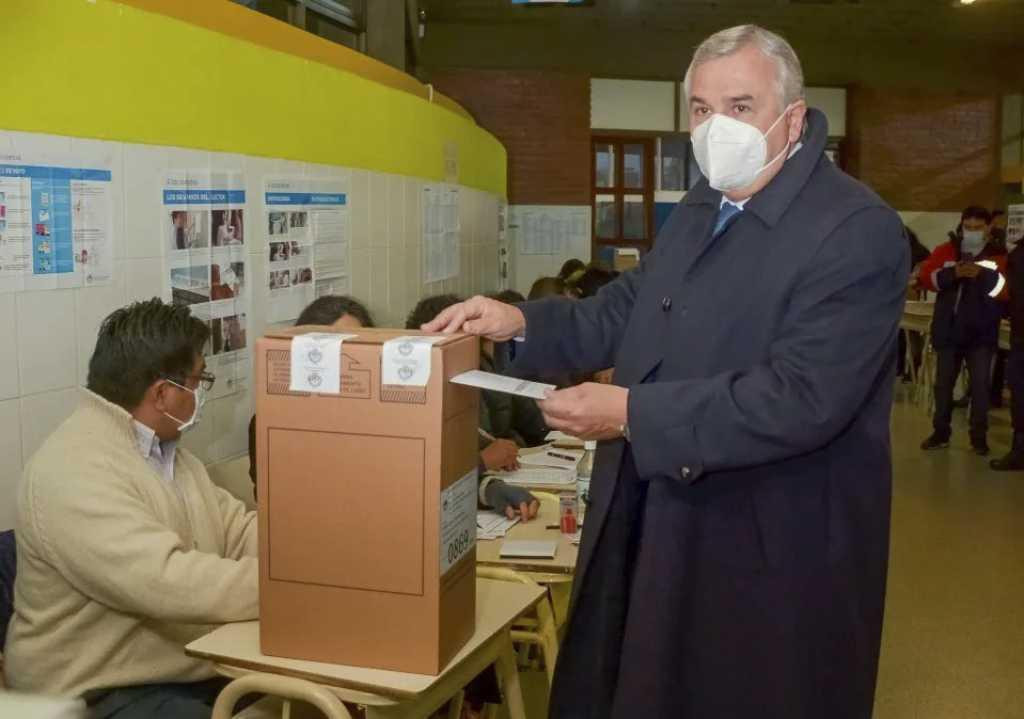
left=166, top=371, right=216, bottom=392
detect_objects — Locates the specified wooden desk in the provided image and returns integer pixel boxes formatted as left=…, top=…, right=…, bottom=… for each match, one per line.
left=476, top=497, right=578, bottom=576
left=186, top=578, right=544, bottom=719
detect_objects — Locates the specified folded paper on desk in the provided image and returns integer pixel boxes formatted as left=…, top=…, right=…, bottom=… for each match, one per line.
left=545, top=430, right=585, bottom=448
left=493, top=466, right=576, bottom=486
left=477, top=511, right=519, bottom=540
left=450, top=370, right=555, bottom=400
left=500, top=539, right=558, bottom=559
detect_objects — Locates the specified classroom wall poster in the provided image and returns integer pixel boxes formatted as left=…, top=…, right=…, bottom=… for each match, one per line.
left=163, top=169, right=249, bottom=398
left=422, top=183, right=459, bottom=283
left=264, top=177, right=350, bottom=322
left=0, top=160, right=113, bottom=293
left=1008, top=204, right=1024, bottom=248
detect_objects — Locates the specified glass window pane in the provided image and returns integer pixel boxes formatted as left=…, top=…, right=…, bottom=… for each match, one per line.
left=659, top=135, right=688, bottom=192
left=686, top=137, right=703, bottom=190
left=623, top=194, right=645, bottom=240
left=595, top=194, right=618, bottom=239
left=595, top=143, right=615, bottom=188
left=623, top=144, right=645, bottom=189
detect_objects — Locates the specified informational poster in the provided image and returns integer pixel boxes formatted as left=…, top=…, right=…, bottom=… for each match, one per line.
left=514, top=205, right=591, bottom=256
left=1008, top=204, right=1024, bottom=248
left=0, top=162, right=113, bottom=292
left=264, top=177, right=350, bottom=322
left=163, top=169, right=249, bottom=398
left=423, top=183, right=459, bottom=283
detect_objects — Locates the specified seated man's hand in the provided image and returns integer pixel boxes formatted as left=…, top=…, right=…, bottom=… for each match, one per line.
left=484, top=479, right=540, bottom=521
left=481, top=438, right=520, bottom=471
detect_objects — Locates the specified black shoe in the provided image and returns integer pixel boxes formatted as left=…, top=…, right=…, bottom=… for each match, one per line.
left=990, top=432, right=1024, bottom=470
left=991, top=450, right=1024, bottom=471
left=972, top=439, right=990, bottom=456
left=921, top=433, right=950, bottom=450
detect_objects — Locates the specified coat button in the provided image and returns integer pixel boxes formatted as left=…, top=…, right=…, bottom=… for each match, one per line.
left=680, top=467, right=692, bottom=480
left=662, top=296, right=672, bottom=311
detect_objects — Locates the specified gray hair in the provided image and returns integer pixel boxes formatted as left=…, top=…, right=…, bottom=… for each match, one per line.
left=683, top=25, right=805, bottom=112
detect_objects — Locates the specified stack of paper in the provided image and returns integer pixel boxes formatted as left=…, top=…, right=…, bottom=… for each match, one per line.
left=494, top=466, right=576, bottom=487
left=476, top=511, right=520, bottom=540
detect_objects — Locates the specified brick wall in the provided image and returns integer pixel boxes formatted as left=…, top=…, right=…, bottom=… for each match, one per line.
left=846, top=88, right=1001, bottom=211
left=431, top=70, right=591, bottom=205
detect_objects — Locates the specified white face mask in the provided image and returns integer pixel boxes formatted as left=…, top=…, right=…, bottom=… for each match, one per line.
left=961, top=230, right=986, bottom=257
left=163, top=380, right=207, bottom=433
left=691, top=105, right=794, bottom=192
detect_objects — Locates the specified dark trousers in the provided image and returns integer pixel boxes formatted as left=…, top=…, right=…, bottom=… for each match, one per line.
left=1007, top=347, right=1024, bottom=432
left=933, top=345, right=995, bottom=440
left=992, top=348, right=1009, bottom=403
left=87, top=678, right=257, bottom=719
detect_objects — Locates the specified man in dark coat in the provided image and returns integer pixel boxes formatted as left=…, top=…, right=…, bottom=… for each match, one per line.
left=992, top=224, right=1024, bottom=470
left=424, top=24, right=907, bottom=719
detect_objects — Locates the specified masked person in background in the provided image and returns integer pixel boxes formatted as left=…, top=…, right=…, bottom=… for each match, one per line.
left=919, top=206, right=1007, bottom=455
left=5, top=299, right=259, bottom=719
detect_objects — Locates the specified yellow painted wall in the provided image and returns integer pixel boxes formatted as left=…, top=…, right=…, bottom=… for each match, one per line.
left=0, top=0, right=506, bottom=196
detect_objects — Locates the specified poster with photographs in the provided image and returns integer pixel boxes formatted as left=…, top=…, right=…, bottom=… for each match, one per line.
left=264, top=176, right=349, bottom=323
left=163, top=169, right=249, bottom=398
left=1008, top=204, right=1024, bottom=249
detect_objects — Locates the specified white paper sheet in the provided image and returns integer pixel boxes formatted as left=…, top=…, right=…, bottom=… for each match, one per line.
left=289, top=332, right=355, bottom=393
left=450, top=370, right=555, bottom=400
left=500, top=539, right=558, bottom=559
left=476, top=511, right=520, bottom=540
left=493, top=466, right=576, bottom=487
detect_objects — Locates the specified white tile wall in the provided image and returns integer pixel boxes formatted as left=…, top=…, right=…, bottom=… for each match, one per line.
left=16, top=290, right=78, bottom=396
left=0, top=295, right=20, bottom=401
left=0, top=133, right=506, bottom=519
left=74, top=262, right=129, bottom=386
left=0, top=399, right=23, bottom=530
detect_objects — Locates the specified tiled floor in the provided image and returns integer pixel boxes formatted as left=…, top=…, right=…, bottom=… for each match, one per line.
left=874, top=387, right=1024, bottom=718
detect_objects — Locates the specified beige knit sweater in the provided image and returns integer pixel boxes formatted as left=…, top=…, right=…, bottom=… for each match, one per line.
left=4, top=390, right=259, bottom=698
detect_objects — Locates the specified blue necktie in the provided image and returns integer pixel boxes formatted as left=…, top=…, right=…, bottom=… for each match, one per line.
left=712, top=202, right=743, bottom=238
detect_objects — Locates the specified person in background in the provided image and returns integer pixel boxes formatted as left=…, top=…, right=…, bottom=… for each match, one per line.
left=528, top=276, right=569, bottom=301
left=407, top=295, right=539, bottom=520
left=557, top=258, right=585, bottom=281
left=898, top=227, right=932, bottom=381
left=992, top=215, right=1024, bottom=470
left=490, top=289, right=526, bottom=305
left=567, top=266, right=620, bottom=299
left=989, top=209, right=1010, bottom=407
left=248, top=295, right=374, bottom=490
left=919, top=206, right=1007, bottom=455
left=5, top=299, right=258, bottom=718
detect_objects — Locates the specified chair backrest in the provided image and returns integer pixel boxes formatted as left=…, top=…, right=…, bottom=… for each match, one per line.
left=0, top=530, right=16, bottom=655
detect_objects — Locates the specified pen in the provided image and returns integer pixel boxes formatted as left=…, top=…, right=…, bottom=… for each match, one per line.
left=478, top=427, right=497, bottom=442
left=547, top=450, right=577, bottom=461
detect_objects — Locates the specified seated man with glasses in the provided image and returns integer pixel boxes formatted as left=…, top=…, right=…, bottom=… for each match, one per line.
left=4, top=298, right=258, bottom=719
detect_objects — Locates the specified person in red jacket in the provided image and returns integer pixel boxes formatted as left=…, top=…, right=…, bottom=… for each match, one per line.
left=918, top=206, right=1007, bottom=454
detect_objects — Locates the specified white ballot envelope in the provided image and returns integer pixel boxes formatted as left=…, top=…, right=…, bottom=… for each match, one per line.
left=450, top=370, right=555, bottom=400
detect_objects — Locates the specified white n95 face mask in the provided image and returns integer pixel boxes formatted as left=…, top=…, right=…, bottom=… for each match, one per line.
left=691, top=105, right=794, bottom=192
left=163, top=380, right=207, bottom=433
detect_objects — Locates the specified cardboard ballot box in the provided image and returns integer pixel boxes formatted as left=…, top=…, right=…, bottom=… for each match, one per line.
left=254, top=327, right=480, bottom=674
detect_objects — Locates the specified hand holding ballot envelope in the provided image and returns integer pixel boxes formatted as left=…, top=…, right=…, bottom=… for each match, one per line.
left=432, top=295, right=630, bottom=441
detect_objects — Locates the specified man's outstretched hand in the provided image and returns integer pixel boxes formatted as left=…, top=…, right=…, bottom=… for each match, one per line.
left=420, top=295, right=526, bottom=341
